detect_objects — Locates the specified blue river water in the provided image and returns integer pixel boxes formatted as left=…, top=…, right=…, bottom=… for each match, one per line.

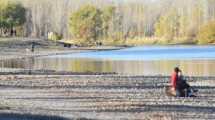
left=48, top=46, right=215, bottom=60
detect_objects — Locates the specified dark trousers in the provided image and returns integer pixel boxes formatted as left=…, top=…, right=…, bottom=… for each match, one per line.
left=176, top=80, right=191, bottom=97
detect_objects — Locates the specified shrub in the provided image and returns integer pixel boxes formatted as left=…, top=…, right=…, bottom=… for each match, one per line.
left=198, top=20, right=215, bottom=44
left=48, top=32, right=63, bottom=41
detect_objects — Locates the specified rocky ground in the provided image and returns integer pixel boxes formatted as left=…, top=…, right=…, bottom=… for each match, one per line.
left=0, top=75, right=214, bottom=120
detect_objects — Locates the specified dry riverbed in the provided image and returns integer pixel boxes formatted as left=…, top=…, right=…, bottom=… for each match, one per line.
left=0, top=75, right=214, bottom=120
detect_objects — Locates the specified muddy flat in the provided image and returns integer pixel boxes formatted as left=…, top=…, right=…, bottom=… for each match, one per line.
left=0, top=75, right=214, bottom=120
left=0, top=38, right=124, bottom=61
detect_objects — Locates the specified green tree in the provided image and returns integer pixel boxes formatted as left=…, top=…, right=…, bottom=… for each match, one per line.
left=69, top=5, right=103, bottom=46
left=4, top=2, right=26, bottom=27
left=198, top=20, right=215, bottom=44
left=0, top=0, right=26, bottom=36
left=0, top=0, right=9, bottom=33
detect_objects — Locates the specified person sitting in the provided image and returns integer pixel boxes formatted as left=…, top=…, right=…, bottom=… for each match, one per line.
left=166, top=67, right=198, bottom=97
left=177, top=70, right=197, bottom=97
left=170, top=67, right=180, bottom=97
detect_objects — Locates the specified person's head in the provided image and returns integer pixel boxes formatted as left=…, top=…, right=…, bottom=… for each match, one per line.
left=174, top=67, right=180, bottom=73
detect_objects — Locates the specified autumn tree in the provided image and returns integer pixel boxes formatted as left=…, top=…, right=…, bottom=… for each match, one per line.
left=198, top=20, right=215, bottom=44
left=155, top=9, right=180, bottom=40
left=101, top=6, right=115, bottom=39
left=69, top=5, right=103, bottom=46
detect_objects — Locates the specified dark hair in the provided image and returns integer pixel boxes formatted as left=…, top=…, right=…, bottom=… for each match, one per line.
left=174, top=67, right=180, bottom=72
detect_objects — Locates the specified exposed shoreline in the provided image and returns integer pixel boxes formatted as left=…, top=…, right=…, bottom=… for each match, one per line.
left=0, top=37, right=126, bottom=61
left=0, top=75, right=214, bottom=119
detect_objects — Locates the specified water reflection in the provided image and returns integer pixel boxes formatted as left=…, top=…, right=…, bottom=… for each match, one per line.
left=1, top=46, right=215, bottom=76
left=1, top=57, right=215, bottom=76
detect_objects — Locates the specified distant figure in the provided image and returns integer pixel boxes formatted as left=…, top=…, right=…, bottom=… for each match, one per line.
left=10, top=28, right=16, bottom=36
left=31, top=42, right=35, bottom=52
left=96, top=42, right=102, bottom=46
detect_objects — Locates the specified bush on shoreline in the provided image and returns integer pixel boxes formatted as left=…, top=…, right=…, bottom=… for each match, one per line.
left=198, top=20, right=215, bottom=44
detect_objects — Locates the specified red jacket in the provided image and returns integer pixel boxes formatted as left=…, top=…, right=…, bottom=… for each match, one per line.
left=171, top=72, right=178, bottom=89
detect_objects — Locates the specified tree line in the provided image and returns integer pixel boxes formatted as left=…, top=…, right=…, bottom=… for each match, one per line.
left=1, top=0, right=215, bottom=45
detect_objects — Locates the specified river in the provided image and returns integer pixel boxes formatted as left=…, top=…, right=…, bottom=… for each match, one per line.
left=1, top=46, right=215, bottom=76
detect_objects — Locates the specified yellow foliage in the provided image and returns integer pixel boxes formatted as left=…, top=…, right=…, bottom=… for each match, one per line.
left=48, top=32, right=63, bottom=41
left=198, top=20, right=215, bottom=44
